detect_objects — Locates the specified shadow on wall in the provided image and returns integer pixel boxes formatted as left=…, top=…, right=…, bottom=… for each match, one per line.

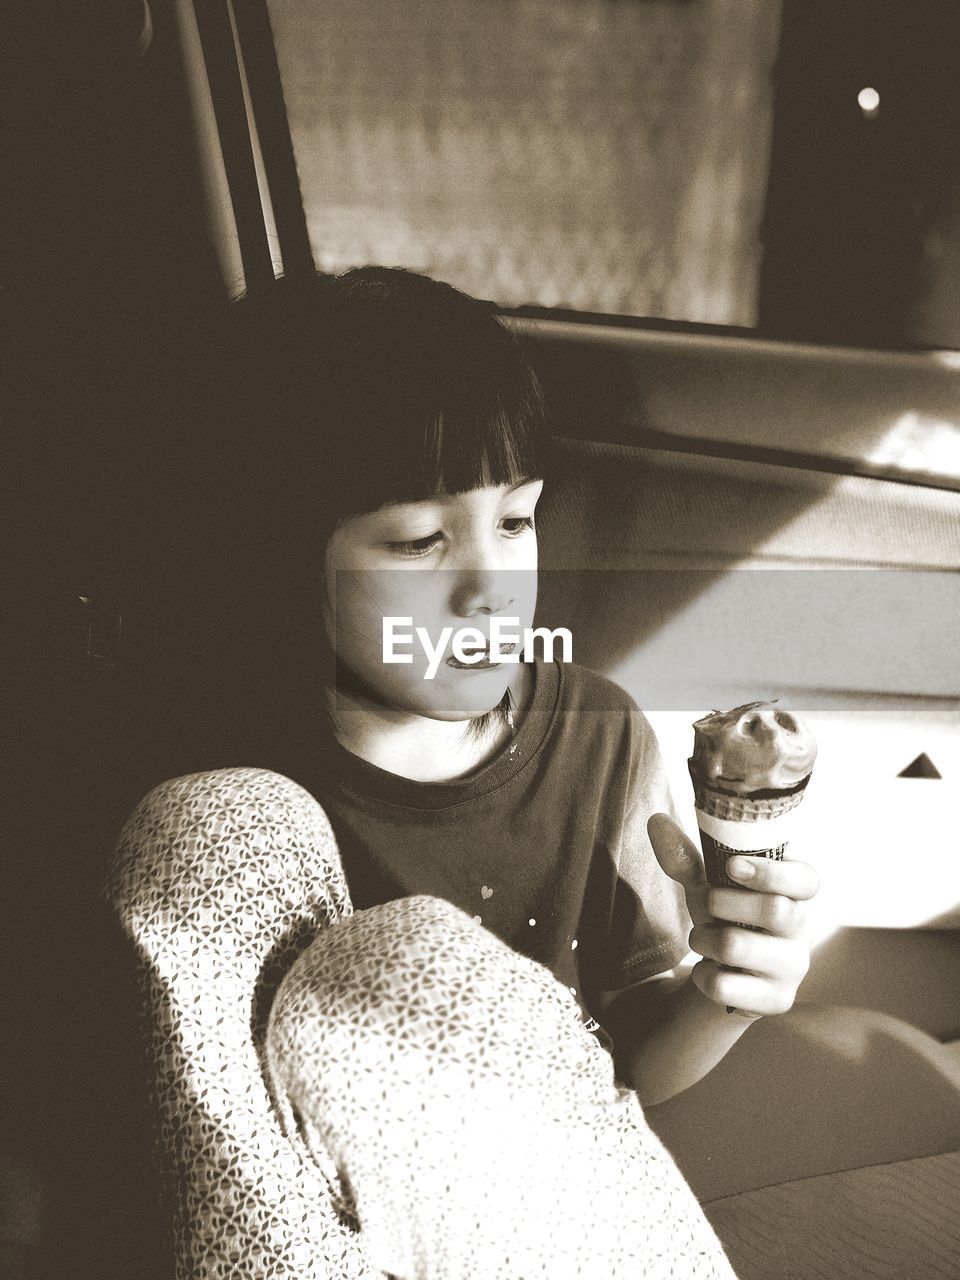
left=645, top=1004, right=960, bottom=1203
left=535, top=441, right=830, bottom=679
left=801, top=928, right=960, bottom=1042
left=534, top=439, right=959, bottom=708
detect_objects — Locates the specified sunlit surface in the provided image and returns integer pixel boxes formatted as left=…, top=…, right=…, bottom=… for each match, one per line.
left=865, top=412, right=960, bottom=482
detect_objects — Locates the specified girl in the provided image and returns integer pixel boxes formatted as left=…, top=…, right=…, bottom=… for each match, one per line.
left=127, top=265, right=820, bottom=1277
left=222, top=265, right=818, bottom=1107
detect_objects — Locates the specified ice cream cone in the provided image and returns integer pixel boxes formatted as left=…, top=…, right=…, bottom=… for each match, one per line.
left=688, top=701, right=816, bottom=889
left=689, top=762, right=811, bottom=888
left=687, top=702, right=816, bottom=1014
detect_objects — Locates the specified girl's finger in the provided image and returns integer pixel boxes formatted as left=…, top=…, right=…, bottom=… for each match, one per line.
left=724, top=855, right=820, bottom=901
left=688, top=924, right=809, bottom=984
left=706, top=886, right=808, bottom=937
left=691, top=960, right=798, bottom=1017
left=647, top=813, right=706, bottom=891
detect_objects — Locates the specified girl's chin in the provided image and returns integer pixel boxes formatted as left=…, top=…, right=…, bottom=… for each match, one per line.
left=395, top=667, right=514, bottom=722
left=422, top=680, right=513, bottom=721
left=334, top=658, right=519, bottom=723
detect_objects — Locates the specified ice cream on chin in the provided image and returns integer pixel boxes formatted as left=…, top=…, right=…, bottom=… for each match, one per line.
left=691, top=701, right=817, bottom=797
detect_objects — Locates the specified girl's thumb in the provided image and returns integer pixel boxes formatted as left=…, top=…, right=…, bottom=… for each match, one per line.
left=647, top=813, right=705, bottom=889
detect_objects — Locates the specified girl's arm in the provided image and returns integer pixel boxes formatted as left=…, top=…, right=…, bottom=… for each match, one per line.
left=599, top=967, right=757, bottom=1106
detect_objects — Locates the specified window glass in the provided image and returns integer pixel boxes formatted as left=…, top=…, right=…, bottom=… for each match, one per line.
left=266, top=0, right=780, bottom=323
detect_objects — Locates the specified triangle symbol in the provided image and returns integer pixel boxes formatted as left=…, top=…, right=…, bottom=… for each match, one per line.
left=897, top=752, right=942, bottom=779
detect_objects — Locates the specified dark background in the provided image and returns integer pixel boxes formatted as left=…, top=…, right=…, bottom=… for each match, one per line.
left=759, top=0, right=960, bottom=347
left=5, top=4, right=226, bottom=1275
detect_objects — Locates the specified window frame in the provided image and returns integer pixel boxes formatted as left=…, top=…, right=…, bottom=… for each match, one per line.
left=183, top=0, right=960, bottom=495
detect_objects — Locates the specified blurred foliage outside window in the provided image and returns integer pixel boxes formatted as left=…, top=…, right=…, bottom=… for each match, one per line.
left=267, top=0, right=780, bottom=325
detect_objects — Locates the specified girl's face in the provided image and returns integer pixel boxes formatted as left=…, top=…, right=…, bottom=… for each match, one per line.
left=324, top=479, right=543, bottom=722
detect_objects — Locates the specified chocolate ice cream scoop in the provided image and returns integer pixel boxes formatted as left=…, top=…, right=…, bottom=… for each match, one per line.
left=691, top=701, right=817, bottom=796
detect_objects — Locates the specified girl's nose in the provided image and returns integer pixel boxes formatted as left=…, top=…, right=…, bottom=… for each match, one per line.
left=451, top=565, right=516, bottom=618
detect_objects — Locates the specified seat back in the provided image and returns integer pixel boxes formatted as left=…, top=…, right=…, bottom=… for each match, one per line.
left=106, top=767, right=382, bottom=1280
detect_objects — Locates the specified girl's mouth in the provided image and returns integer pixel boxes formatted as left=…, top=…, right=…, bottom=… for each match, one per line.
left=446, top=641, right=518, bottom=670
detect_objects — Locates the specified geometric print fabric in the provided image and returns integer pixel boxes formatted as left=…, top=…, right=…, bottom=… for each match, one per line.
left=108, top=767, right=733, bottom=1278
left=267, top=895, right=735, bottom=1276
left=106, top=767, right=380, bottom=1279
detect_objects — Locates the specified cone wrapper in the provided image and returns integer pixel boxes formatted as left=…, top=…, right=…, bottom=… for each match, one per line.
left=688, top=762, right=811, bottom=889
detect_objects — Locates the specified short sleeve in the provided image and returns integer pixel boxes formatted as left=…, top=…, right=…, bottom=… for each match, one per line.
left=600, top=708, right=692, bottom=991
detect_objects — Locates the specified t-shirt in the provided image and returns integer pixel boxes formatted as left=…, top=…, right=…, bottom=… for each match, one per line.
left=298, top=658, right=692, bottom=1029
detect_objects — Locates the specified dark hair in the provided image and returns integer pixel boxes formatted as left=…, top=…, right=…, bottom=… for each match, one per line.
left=192, top=267, right=548, bottom=751
left=225, top=266, right=547, bottom=554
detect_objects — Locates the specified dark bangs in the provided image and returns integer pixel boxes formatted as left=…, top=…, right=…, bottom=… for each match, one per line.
left=216, top=266, right=546, bottom=567
left=324, top=267, right=546, bottom=522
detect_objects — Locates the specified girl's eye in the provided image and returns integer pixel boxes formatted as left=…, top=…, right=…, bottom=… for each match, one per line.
left=502, top=515, right=535, bottom=536
left=385, top=532, right=443, bottom=558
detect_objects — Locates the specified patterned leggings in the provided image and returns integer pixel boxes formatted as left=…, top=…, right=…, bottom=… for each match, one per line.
left=266, top=894, right=734, bottom=1280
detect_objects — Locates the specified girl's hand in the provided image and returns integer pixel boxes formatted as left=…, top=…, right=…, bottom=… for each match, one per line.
left=647, top=812, right=820, bottom=1019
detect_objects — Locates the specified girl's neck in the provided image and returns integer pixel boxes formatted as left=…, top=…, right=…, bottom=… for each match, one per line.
left=325, top=665, right=534, bottom=782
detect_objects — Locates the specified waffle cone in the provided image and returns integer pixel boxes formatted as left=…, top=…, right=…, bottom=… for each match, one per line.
left=687, top=763, right=811, bottom=823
